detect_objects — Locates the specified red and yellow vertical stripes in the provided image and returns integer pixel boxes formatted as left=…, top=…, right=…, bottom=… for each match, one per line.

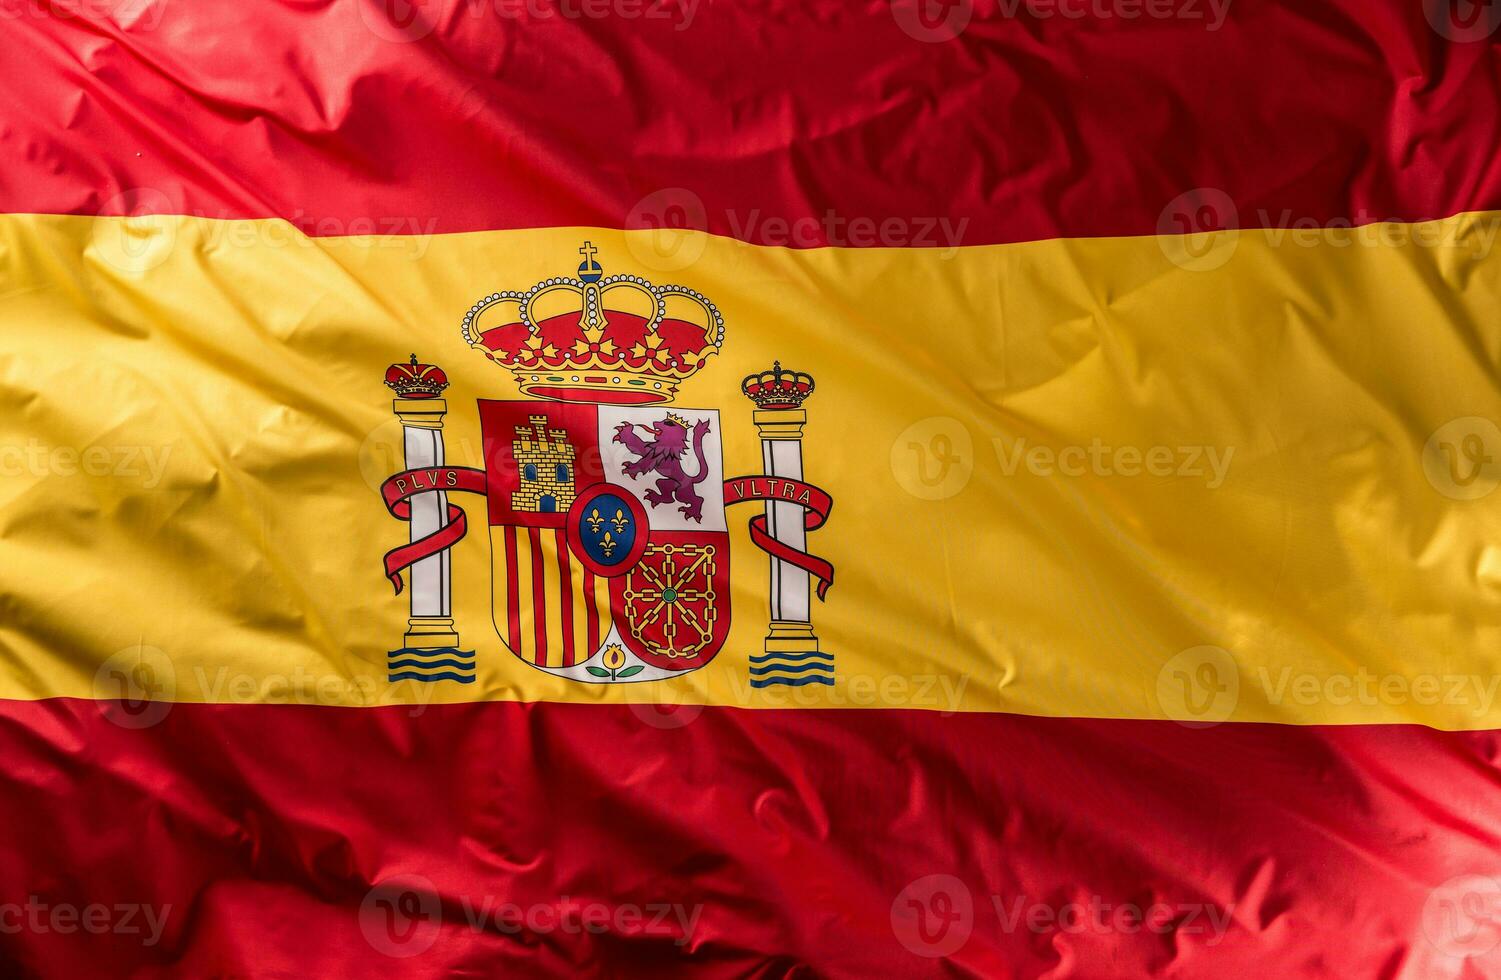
left=493, top=527, right=611, bottom=669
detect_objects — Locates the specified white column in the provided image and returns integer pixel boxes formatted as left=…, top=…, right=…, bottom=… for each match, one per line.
left=753, top=409, right=818, bottom=654
left=394, top=398, right=459, bottom=649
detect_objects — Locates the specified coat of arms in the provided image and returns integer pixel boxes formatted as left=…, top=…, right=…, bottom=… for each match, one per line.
left=377, top=244, right=834, bottom=687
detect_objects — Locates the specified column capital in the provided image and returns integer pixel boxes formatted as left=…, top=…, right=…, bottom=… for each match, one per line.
left=394, top=398, right=447, bottom=429
left=752, top=408, right=806, bottom=440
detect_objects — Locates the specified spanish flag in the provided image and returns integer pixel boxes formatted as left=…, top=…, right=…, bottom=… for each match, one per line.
left=2, top=0, right=1500, bottom=975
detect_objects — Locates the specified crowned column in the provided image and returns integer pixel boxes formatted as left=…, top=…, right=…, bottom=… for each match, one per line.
left=385, top=355, right=459, bottom=650
left=743, top=363, right=820, bottom=655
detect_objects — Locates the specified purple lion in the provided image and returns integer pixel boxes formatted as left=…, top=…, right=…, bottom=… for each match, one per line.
left=613, top=415, right=713, bottom=522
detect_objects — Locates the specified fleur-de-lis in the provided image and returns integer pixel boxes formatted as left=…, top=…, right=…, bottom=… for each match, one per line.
left=586, top=507, right=604, bottom=532
left=599, top=531, right=617, bottom=557
left=611, top=507, right=628, bottom=533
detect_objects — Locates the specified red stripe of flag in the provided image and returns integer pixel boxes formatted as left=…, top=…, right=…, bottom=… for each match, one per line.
left=2, top=698, right=1494, bottom=977
left=555, top=529, right=575, bottom=667
left=584, top=570, right=600, bottom=654
left=3, top=2, right=1498, bottom=244
left=528, top=526, right=546, bottom=667
left=504, top=526, right=521, bottom=657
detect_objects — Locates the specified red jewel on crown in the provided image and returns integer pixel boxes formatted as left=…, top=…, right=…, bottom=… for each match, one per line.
left=384, top=354, right=450, bottom=399
left=741, top=361, right=814, bottom=410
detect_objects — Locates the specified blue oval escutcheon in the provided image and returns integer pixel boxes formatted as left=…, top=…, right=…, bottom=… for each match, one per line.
left=566, top=483, right=651, bottom=577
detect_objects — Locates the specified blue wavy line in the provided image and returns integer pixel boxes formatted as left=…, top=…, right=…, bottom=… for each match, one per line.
left=750, top=675, right=835, bottom=688
left=388, top=648, right=477, bottom=661
left=747, top=651, right=835, bottom=663
left=388, top=671, right=476, bottom=684
left=748, top=661, right=836, bottom=676
left=387, top=658, right=478, bottom=671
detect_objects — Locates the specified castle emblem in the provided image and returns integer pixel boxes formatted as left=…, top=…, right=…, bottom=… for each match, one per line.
left=510, top=416, right=577, bottom=514
left=378, top=244, right=834, bottom=686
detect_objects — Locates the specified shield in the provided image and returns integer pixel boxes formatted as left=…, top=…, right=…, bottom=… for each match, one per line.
left=478, top=400, right=730, bottom=682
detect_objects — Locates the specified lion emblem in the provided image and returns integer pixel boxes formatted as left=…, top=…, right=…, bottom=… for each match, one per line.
left=613, top=414, right=713, bottom=522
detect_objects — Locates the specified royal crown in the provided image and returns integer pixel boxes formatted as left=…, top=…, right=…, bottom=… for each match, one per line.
left=741, top=361, right=814, bottom=409
left=384, top=354, right=450, bottom=399
left=461, top=242, right=725, bottom=406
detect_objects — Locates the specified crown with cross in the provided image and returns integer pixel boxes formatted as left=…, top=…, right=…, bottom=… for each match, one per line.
left=460, top=242, right=725, bottom=406
left=383, top=353, right=450, bottom=399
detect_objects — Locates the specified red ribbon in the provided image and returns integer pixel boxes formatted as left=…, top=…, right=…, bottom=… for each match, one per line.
left=380, top=466, right=487, bottom=594
left=723, top=476, right=835, bottom=599
left=380, top=467, right=834, bottom=601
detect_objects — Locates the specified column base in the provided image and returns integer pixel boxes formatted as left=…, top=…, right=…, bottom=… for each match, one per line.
left=764, top=621, right=819, bottom=654
left=404, top=617, right=460, bottom=650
